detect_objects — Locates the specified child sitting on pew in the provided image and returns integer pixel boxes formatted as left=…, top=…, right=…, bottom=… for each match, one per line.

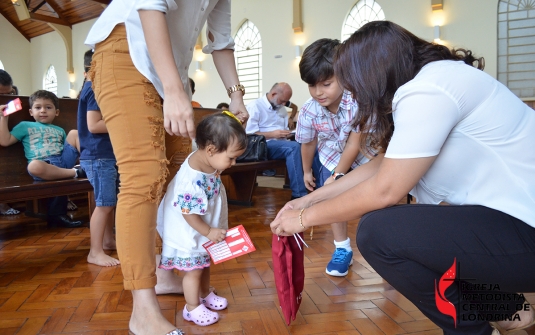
left=0, top=90, right=86, bottom=228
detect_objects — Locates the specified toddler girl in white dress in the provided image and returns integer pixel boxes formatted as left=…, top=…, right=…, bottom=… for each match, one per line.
left=157, top=112, right=246, bottom=326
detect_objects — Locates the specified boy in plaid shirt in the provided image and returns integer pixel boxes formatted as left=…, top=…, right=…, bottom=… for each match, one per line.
left=296, top=38, right=371, bottom=276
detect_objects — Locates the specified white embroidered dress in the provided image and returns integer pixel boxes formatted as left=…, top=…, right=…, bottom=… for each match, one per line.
left=157, top=152, right=228, bottom=271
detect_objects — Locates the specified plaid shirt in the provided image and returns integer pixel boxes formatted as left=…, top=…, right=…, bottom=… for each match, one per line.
left=295, top=91, right=370, bottom=171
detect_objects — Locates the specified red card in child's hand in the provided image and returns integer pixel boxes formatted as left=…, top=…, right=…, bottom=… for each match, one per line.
left=3, top=98, right=22, bottom=116
left=203, top=225, right=256, bottom=264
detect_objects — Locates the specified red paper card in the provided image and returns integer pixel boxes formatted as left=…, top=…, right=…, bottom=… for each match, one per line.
left=3, top=98, right=22, bottom=116
left=203, top=225, right=256, bottom=264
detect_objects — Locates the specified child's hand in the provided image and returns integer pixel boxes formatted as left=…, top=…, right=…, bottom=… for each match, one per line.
left=0, top=105, right=6, bottom=117
left=206, top=227, right=227, bottom=244
left=304, top=171, right=316, bottom=191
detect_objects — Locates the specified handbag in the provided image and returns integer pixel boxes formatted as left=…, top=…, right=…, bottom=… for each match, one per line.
left=237, top=134, right=268, bottom=162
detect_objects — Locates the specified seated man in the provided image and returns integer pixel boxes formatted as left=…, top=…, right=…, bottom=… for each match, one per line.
left=245, top=82, right=308, bottom=199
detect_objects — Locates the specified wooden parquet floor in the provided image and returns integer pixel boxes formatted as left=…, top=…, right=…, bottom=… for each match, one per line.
left=0, top=187, right=445, bottom=335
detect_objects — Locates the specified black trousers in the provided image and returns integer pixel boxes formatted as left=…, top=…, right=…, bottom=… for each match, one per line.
left=47, top=196, right=67, bottom=217
left=357, top=205, right=535, bottom=335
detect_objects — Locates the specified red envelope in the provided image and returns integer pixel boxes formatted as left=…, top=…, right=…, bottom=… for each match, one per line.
left=3, top=98, right=22, bottom=116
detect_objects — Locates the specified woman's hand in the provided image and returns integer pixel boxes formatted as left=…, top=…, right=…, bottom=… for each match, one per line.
left=162, top=90, right=195, bottom=139
left=270, top=208, right=303, bottom=236
left=206, top=227, right=227, bottom=244
left=229, top=97, right=249, bottom=124
left=275, top=194, right=312, bottom=220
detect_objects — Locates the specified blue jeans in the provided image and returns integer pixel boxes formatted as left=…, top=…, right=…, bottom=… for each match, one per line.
left=28, top=143, right=79, bottom=181
left=27, top=143, right=79, bottom=217
left=80, top=159, right=119, bottom=207
left=267, top=140, right=307, bottom=197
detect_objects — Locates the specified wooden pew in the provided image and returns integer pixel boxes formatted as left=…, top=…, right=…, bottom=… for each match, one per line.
left=192, top=108, right=287, bottom=206
left=0, top=95, right=95, bottom=215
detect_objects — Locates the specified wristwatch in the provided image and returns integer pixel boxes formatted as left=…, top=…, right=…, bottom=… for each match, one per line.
left=331, top=169, right=345, bottom=181
left=227, top=84, right=245, bottom=97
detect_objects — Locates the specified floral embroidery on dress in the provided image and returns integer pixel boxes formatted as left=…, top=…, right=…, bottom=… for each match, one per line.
left=174, top=193, right=206, bottom=214
left=159, top=254, right=211, bottom=270
left=198, top=173, right=221, bottom=200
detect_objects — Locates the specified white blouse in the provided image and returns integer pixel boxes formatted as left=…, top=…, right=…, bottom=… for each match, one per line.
left=85, top=0, right=234, bottom=99
left=386, top=60, right=535, bottom=227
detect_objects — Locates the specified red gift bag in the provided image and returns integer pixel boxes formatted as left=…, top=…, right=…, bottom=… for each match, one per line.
left=271, top=233, right=307, bottom=326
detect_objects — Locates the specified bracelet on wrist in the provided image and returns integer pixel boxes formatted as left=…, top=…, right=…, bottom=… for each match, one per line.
left=299, top=208, right=306, bottom=231
left=205, top=227, right=212, bottom=237
left=227, top=84, right=245, bottom=98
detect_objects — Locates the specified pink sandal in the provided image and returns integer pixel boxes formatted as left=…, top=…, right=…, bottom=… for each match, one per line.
left=200, top=291, right=228, bottom=310
left=183, top=304, right=219, bottom=326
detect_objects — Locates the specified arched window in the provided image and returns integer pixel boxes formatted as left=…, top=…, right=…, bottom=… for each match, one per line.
left=234, top=20, right=262, bottom=104
left=498, top=0, right=535, bottom=99
left=43, top=65, right=57, bottom=95
left=0, top=60, right=4, bottom=70
left=342, top=0, right=385, bottom=41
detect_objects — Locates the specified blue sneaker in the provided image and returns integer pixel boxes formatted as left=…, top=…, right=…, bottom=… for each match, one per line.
left=326, top=248, right=353, bottom=276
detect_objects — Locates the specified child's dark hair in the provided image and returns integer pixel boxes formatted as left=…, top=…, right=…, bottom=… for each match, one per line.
left=299, top=38, right=341, bottom=85
left=84, top=49, right=94, bottom=73
left=30, top=90, right=59, bottom=109
left=196, top=113, right=247, bottom=153
left=78, top=49, right=94, bottom=99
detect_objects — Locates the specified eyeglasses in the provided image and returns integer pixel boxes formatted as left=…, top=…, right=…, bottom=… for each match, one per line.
left=0, top=88, right=16, bottom=95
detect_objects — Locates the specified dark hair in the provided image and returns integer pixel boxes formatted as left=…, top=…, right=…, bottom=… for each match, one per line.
left=0, top=69, right=13, bottom=87
left=299, top=38, right=340, bottom=85
left=334, top=20, right=485, bottom=153
left=84, top=49, right=94, bottom=73
left=30, top=90, right=59, bottom=109
left=196, top=113, right=247, bottom=152
left=189, top=77, right=195, bottom=94
left=78, top=49, right=94, bottom=99
left=217, top=102, right=229, bottom=110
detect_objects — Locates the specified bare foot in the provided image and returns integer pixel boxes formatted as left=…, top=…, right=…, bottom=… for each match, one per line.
left=103, top=240, right=117, bottom=250
left=155, top=268, right=184, bottom=295
left=130, top=288, right=179, bottom=335
left=87, top=251, right=120, bottom=267
left=496, top=309, right=534, bottom=331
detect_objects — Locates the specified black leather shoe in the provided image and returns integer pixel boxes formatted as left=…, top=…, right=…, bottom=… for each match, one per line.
left=47, top=215, right=84, bottom=228
left=74, top=165, right=86, bottom=178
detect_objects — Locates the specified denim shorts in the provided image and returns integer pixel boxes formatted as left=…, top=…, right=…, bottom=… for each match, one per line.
left=80, top=159, right=119, bottom=207
left=29, top=143, right=79, bottom=181
left=317, top=164, right=332, bottom=188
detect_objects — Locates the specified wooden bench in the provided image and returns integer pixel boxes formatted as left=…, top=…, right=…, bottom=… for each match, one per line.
left=192, top=108, right=288, bottom=206
left=0, top=95, right=95, bottom=216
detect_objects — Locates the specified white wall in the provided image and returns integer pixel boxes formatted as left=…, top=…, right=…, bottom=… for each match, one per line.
left=28, top=18, right=97, bottom=99
left=1, top=0, right=500, bottom=108
left=30, top=30, right=69, bottom=97
left=0, top=16, right=32, bottom=95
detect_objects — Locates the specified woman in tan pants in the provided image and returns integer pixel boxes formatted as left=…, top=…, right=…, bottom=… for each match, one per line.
left=86, top=1, right=248, bottom=334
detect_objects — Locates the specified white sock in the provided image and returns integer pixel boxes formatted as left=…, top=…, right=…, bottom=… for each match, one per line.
left=334, top=238, right=351, bottom=252
left=72, top=168, right=78, bottom=178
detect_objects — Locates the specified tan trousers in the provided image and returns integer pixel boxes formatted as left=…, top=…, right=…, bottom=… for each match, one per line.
left=89, top=25, right=191, bottom=290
